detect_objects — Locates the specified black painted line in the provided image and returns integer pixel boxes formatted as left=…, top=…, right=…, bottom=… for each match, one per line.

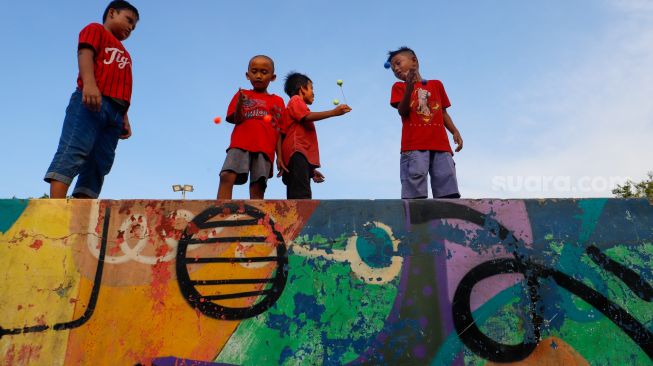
left=586, top=245, right=653, bottom=302
left=190, top=278, right=275, bottom=285
left=202, top=290, right=272, bottom=301
left=0, top=205, right=110, bottom=338
left=53, top=205, right=110, bottom=330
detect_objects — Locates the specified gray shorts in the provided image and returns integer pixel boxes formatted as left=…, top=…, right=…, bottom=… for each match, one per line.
left=400, top=150, right=460, bottom=199
left=221, top=148, right=272, bottom=185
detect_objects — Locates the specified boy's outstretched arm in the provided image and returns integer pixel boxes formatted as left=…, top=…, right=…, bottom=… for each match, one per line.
left=443, top=109, right=463, bottom=152
left=304, top=104, right=351, bottom=122
left=78, top=48, right=101, bottom=112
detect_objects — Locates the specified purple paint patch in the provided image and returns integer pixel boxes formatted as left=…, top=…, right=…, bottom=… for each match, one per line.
left=422, top=285, right=433, bottom=296
left=152, top=357, right=234, bottom=366
left=413, top=344, right=427, bottom=358
left=419, top=316, right=428, bottom=328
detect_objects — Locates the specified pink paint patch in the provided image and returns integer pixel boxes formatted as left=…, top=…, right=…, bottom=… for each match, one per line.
left=442, top=200, right=533, bottom=311
left=29, top=239, right=43, bottom=250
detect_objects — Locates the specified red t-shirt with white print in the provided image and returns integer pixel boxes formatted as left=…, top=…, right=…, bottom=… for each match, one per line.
left=76, top=23, right=133, bottom=105
left=280, top=95, right=320, bottom=167
left=390, top=80, right=452, bottom=153
left=226, top=89, right=285, bottom=163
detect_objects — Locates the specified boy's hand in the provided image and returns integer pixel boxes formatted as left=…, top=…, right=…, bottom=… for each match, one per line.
left=120, top=114, right=132, bottom=139
left=82, top=84, right=102, bottom=112
left=332, top=104, right=352, bottom=116
left=276, top=158, right=288, bottom=177
left=453, top=130, right=463, bottom=152
left=312, top=170, right=325, bottom=183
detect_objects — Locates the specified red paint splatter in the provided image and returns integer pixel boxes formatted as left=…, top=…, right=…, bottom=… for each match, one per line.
left=17, top=345, right=42, bottom=364
left=17, top=305, right=23, bottom=311
left=69, top=298, right=79, bottom=304
left=29, top=240, right=43, bottom=250
left=150, top=260, right=172, bottom=312
left=3, top=345, right=16, bottom=365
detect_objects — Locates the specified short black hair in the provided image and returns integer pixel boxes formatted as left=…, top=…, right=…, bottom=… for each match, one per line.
left=386, top=46, right=417, bottom=64
left=103, top=1, right=140, bottom=23
left=249, top=55, right=275, bottom=72
left=284, top=72, right=312, bottom=97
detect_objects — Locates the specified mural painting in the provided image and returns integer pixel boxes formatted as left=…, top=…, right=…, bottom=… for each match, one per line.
left=0, top=198, right=651, bottom=365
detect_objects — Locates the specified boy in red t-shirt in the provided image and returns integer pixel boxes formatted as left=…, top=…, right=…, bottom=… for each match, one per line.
left=44, top=1, right=139, bottom=199
left=217, top=55, right=285, bottom=199
left=277, top=72, right=351, bottom=199
left=387, top=47, right=463, bottom=199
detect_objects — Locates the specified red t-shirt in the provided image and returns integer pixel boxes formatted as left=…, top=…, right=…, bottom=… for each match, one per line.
left=390, top=80, right=452, bottom=153
left=226, top=89, right=285, bottom=163
left=76, top=23, right=133, bottom=105
left=280, top=95, right=319, bottom=167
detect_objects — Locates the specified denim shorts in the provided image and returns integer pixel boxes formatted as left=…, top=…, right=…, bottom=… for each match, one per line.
left=44, top=89, right=124, bottom=198
left=400, top=150, right=460, bottom=199
left=220, top=148, right=272, bottom=186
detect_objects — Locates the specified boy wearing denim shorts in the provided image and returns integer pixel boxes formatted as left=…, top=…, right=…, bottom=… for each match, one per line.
left=44, top=1, right=139, bottom=198
left=388, top=47, right=463, bottom=199
left=217, top=55, right=285, bottom=199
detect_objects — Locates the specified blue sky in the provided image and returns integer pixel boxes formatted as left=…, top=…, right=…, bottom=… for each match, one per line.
left=2, top=0, right=652, bottom=199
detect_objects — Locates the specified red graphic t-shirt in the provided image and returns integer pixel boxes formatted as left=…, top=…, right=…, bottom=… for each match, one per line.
left=226, top=89, right=285, bottom=163
left=280, top=95, right=319, bottom=167
left=390, top=80, right=452, bottom=153
left=76, top=23, right=133, bottom=105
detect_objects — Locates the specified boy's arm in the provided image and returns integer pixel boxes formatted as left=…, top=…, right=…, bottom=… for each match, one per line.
left=276, top=134, right=288, bottom=177
left=304, top=104, right=351, bottom=122
left=78, top=48, right=101, bottom=112
left=443, top=109, right=463, bottom=152
left=226, top=89, right=247, bottom=124
left=120, top=113, right=132, bottom=139
left=396, top=69, right=418, bottom=117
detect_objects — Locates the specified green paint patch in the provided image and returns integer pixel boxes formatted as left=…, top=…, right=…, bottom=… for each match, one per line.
left=0, top=199, right=29, bottom=234
left=215, top=254, right=399, bottom=365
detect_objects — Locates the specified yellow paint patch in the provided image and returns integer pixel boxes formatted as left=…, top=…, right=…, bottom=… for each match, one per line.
left=0, top=200, right=83, bottom=365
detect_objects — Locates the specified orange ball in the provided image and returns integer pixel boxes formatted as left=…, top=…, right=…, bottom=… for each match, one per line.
left=213, top=116, right=221, bottom=124
left=263, top=115, right=272, bottom=123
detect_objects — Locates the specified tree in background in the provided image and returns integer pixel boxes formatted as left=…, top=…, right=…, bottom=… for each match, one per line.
left=612, top=171, right=653, bottom=198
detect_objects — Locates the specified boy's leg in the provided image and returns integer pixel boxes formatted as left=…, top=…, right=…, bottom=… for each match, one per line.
left=218, top=171, right=237, bottom=199
left=44, top=89, right=100, bottom=198
left=285, top=153, right=312, bottom=199
left=400, top=150, right=429, bottom=199
left=249, top=179, right=266, bottom=199
left=73, top=102, right=122, bottom=198
left=429, top=151, right=461, bottom=198
left=218, top=148, right=250, bottom=199
left=248, top=152, right=272, bottom=199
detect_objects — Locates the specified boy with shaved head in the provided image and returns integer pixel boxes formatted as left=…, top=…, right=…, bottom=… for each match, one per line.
left=217, top=55, right=285, bottom=199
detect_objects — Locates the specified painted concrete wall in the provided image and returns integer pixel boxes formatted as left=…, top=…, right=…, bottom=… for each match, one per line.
left=0, top=199, right=651, bottom=365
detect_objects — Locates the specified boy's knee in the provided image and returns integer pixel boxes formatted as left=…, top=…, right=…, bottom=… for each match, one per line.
left=219, top=170, right=237, bottom=183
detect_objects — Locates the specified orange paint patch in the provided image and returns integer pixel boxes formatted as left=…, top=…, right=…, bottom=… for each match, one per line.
left=485, top=336, right=589, bottom=366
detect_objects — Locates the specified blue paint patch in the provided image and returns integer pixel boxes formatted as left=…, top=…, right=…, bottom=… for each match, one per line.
left=0, top=199, right=29, bottom=234
left=294, top=292, right=325, bottom=322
